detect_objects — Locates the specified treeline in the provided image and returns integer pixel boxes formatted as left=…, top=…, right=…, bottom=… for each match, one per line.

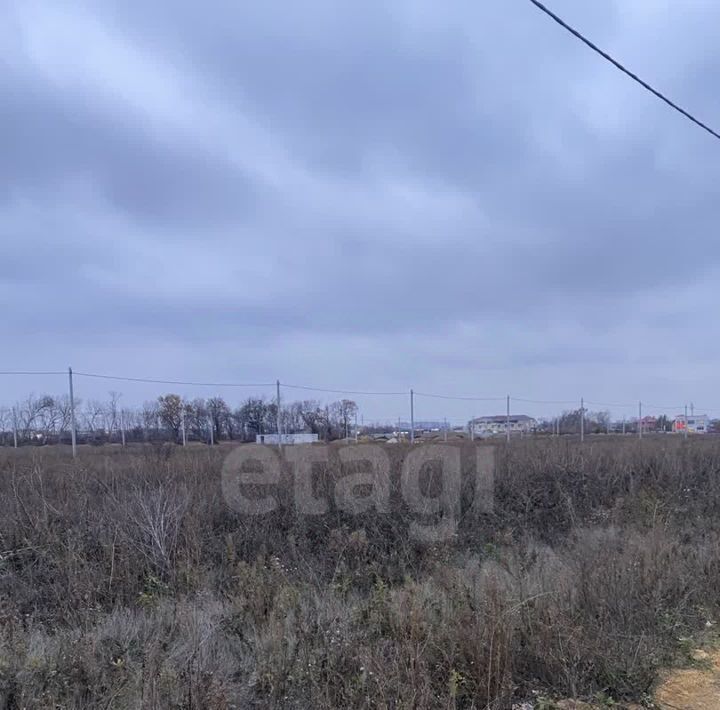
left=538, top=409, right=703, bottom=434
left=537, top=408, right=613, bottom=435
left=0, top=392, right=359, bottom=446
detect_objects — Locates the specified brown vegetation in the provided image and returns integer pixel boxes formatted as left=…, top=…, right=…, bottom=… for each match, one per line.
left=0, top=437, right=719, bottom=708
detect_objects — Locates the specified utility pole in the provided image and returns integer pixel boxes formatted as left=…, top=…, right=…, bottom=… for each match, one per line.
left=276, top=379, right=282, bottom=450
left=506, top=395, right=511, bottom=444
left=68, top=367, right=77, bottom=458
left=684, top=404, right=689, bottom=440
left=410, top=389, right=415, bottom=444
left=208, top=415, right=214, bottom=446
left=638, top=401, right=643, bottom=440
left=12, top=407, right=17, bottom=449
left=580, top=397, right=585, bottom=443
left=120, top=409, right=126, bottom=447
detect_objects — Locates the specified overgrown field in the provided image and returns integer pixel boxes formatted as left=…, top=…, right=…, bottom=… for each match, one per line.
left=0, top=438, right=719, bottom=708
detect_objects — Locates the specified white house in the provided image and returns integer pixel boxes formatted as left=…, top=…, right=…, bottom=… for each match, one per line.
left=470, top=415, right=537, bottom=438
left=673, top=414, right=710, bottom=434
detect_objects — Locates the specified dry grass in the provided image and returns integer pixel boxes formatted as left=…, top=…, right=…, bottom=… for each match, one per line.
left=0, top=437, right=719, bottom=708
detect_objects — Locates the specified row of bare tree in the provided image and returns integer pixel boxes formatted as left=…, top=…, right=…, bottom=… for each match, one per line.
left=0, top=392, right=359, bottom=446
left=536, top=410, right=707, bottom=434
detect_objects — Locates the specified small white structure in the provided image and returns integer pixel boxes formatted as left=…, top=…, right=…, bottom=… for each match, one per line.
left=673, top=414, right=710, bottom=434
left=470, top=415, right=537, bottom=438
left=256, top=433, right=319, bottom=445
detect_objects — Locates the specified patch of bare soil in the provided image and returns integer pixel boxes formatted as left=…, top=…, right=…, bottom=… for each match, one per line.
left=552, top=702, right=623, bottom=709
left=654, top=649, right=720, bottom=709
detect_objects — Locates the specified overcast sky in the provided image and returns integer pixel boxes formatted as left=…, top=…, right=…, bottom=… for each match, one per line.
left=3, top=0, right=720, bottom=423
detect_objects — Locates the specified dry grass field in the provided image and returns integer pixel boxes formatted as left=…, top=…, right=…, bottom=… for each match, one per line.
left=0, top=437, right=719, bottom=708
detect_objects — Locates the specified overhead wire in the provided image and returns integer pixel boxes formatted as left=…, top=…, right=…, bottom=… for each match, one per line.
left=527, top=0, right=720, bottom=141
left=73, top=371, right=275, bottom=388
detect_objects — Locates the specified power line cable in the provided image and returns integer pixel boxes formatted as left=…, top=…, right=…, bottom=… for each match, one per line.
left=584, top=400, right=636, bottom=409
left=513, top=396, right=577, bottom=405
left=282, top=383, right=405, bottom=396
left=644, top=403, right=686, bottom=411
left=414, top=391, right=505, bottom=402
left=73, top=371, right=275, bottom=388
left=3, top=369, right=717, bottom=415
left=527, top=0, right=720, bottom=142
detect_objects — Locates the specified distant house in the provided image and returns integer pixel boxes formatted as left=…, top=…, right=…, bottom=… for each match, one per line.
left=640, top=416, right=658, bottom=432
left=470, top=415, right=537, bottom=438
left=673, top=414, right=709, bottom=434
left=256, top=433, right=319, bottom=445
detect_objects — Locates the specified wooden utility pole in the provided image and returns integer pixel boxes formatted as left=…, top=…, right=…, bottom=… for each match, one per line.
left=68, top=367, right=77, bottom=458
left=506, top=395, right=511, bottom=443
left=410, top=389, right=415, bottom=444
left=275, top=380, right=282, bottom=450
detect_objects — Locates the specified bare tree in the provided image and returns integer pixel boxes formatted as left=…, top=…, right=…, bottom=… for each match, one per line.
left=186, top=398, right=208, bottom=441
left=207, top=397, right=230, bottom=442
left=52, top=395, right=74, bottom=444
left=0, top=391, right=362, bottom=446
left=81, top=400, right=107, bottom=443
left=282, top=400, right=308, bottom=434
left=16, top=394, right=54, bottom=443
left=299, top=400, right=325, bottom=436
left=0, top=407, right=11, bottom=446
left=141, top=401, right=159, bottom=441
left=101, top=391, right=122, bottom=443
left=121, top=407, right=142, bottom=442
left=238, top=398, right=269, bottom=438
left=330, top=399, right=358, bottom=439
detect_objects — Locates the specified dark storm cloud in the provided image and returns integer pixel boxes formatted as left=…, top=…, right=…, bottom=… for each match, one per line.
left=3, top=0, right=720, bottom=413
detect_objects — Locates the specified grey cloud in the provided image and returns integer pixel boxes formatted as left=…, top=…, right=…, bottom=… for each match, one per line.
left=1, top=77, right=264, bottom=228
left=3, top=0, right=720, bottom=415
